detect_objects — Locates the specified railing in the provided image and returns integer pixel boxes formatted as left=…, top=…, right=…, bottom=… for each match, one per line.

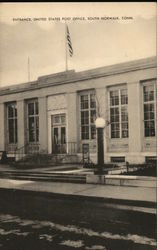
left=15, top=143, right=40, bottom=161
left=25, top=143, right=40, bottom=154
left=52, top=144, right=66, bottom=154
left=52, top=142, right=78, bottom=155
left=5, top=144, right=17, bottom=154
left=14, top=144, right=25, bottom=161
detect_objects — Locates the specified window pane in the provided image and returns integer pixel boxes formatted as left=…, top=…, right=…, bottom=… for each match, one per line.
left=144, top=85, right=154, bottom=102
left=144, top=121, right=155, bottom=137
left=122, top=122, right=128, bottom=138
left=28, top=103, right=34, bottom=115
left=111, top=130, right=120, bottom=138
left=53, top=116, right=60, bottom=124
left=90, top=94, right=96, bottom=108
left=90, top=110, right=96, bottom=123
left=121, top=106, right=128, bottom=122
left=110, top=107, right=119, bottom=122
left=35, top=101, right=39, bottom=115
left=8, top=105, right=14, bottom=118
left=8, top=119, right=14, bottom=143
left=81, top=95, right=88, bottom=109
left=53, top=128, right=58, bottom=144
left=121, top=89, right=128, bottom=105
left=81, top=126, right=89, bottom=140
left=144, top=104, right=154, bottom=120
left=36, top=117, right=39, bottom=129
left=61, top=115, right=66, bottom=124
left=91, top=125, right=96, bottom=139
left=15, top=106, right=17, bottom=117
left=81, top=111, right=89, bottom=125
left=110, top=91, right=119, bottom=106
left=111, top=123, right=120, bottom=138
left=29, top=117, right=34, bottom=130
left=29, top=130, right=35, bottom=142
left=61, top=127, right=66, bottom=144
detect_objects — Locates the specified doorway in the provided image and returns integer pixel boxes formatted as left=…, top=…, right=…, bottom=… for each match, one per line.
left=51, top=114, right=66, bottom=154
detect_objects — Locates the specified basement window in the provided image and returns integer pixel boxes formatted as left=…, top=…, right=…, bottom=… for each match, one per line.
left=111, top=156, right=125, bottom=163
left=145, top=156, right=157, bottom=163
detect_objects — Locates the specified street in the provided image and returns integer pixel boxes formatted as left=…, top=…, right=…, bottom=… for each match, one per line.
left=0, top=189, right=156, bottom=250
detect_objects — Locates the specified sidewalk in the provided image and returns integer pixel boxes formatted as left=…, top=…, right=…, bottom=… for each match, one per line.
left=0, top=178, right=156, bottom=214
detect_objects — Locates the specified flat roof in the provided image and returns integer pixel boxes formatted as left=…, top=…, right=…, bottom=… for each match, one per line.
left=0, top=56, right=156, bottom=96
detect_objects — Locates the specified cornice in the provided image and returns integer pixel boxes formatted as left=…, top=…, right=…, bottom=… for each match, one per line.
left=0, top=56, right=156, bottom=96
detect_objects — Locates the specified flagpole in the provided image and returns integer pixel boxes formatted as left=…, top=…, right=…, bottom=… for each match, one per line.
left=65, top=23, right=68, bottom=71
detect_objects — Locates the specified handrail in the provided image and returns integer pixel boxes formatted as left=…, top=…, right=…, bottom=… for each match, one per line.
left=15, top=143, right=28, bottom=161
left=52, top=142, right=78, bottom=155
left=15, top=143, right=40, bottom=161
left=15, top=143, right=28, bottom=153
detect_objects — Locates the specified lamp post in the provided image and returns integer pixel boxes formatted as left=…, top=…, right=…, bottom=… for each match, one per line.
left=95, top=117, right=106, bottom=175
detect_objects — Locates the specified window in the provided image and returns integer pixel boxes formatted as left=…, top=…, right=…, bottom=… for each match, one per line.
left=52, top=114, right=66, bottom=125
left=110, top=88, right=128, bottom=138
left=27, top=100, right=39, bottom=142
left=7, top=103, right=17, bottom=144
left=111, top=156, right=125, bottom=163
left=143, top=80, right=156, bottom=137
left=80, top=93, right=96, bottom=140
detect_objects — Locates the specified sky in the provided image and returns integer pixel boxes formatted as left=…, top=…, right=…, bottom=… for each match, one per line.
left=0, top=2, right=156, bottom=87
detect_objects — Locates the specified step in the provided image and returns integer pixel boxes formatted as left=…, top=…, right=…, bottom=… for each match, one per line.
left=0, top=174, right=86, bottom=184
left=0, top=171, right=86, bottom=177
left=0, top=173, right=86, bottom=180
left=0, top=171, right=86, bottom=181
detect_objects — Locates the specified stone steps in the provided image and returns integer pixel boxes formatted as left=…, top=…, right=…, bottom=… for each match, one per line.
left=0, top=171, right=86, bottom=184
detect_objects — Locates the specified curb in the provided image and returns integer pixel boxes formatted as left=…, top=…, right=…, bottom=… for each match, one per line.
left=0, top=187, right=156, bottom=210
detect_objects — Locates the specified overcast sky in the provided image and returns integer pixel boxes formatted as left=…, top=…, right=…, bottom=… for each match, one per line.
left=0, top=2, right=156, bottom=87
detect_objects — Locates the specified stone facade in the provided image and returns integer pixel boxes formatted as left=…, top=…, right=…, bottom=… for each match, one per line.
left=0, top=56, right=157, bottom=164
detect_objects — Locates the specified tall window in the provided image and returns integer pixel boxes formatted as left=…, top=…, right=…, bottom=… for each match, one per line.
left=110, top=88, right=128, bottom=138
left=80, top=93, right=96, bottom=140
left=27, top=100, right=39, bottom=142
left=143, top=81, right=156, bottom=137
left=7, top=103, right=17, bottom=144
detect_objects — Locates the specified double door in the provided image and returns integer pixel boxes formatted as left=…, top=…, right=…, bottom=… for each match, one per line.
left=52, top=114, right=66, bottom=154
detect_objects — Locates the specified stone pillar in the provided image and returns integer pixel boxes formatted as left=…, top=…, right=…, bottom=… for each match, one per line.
left=67, top=92, right=77, bottom=153
left=127, top=82, right=143, bottom=163
left=39, top=97, right=48, bottom=153
left=0, top=103, right=5, bottom=151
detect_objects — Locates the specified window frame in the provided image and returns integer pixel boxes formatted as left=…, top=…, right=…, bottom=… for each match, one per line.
left=142, top=79, right=156, bottom=138
left=109, top=86, right=128, bottom=139
left=7, top=102, right=18, bottom=144
left=27, top=99, right=39, bottom=143
left=79, top=91, right=96, bottom=141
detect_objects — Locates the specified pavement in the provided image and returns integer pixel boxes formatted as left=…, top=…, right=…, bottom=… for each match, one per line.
left=0, top=164, right=156, bottom=214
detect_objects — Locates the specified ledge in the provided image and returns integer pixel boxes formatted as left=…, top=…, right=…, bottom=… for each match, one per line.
left=86, top=174, right=156, bottom=187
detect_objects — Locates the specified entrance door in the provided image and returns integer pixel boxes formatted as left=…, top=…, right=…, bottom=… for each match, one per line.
left=52, top=114, right=66, bottom=154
